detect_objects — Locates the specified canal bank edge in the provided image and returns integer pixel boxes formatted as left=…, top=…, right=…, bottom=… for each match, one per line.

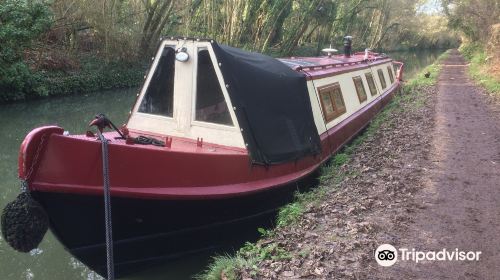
left=198, top=51, right=449, bottom=280
left=0, top=56, right=146, bottom=103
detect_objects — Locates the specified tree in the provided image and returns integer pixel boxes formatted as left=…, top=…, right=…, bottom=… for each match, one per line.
left=442, top=0, right=500, bottom=42
left=139, top=0, right=175, bottom=57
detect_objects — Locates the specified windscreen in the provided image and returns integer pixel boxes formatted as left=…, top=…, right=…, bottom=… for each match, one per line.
left=195, top=49, right=233, bottom=126
left=138, top=46, right=175, bottom=117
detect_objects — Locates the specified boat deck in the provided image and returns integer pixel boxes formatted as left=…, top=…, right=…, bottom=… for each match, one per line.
left=69, top=130, right=247, bottom=155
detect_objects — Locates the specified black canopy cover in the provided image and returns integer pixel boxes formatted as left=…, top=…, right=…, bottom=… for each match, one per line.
left=211, top=43, right=321, bottom=165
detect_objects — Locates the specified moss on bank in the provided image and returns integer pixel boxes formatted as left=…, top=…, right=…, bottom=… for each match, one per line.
left=459, top=43, right=500, bottom=97
left=198, top=51, right=449, bottom=280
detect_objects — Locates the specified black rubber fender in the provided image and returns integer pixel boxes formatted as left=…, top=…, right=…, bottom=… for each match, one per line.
left=1, top=192, right=49, bottom=253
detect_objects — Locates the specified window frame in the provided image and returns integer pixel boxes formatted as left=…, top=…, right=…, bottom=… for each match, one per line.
left=128, top=40, right=245, bottom=148
left=352, top=76, right=367, bottom=103
left=190, top=45, right=239, bottom=131
left=192, top=47, right=234, bottom=127
left=365, top=72, right=378, bottom=96
left=387, top=66, right=394, bottom=84
left=318, top=83, right=346, bottom=123
left=134, top=44, right=177, bottom=119
left=377, top=69, right=387, bottom=90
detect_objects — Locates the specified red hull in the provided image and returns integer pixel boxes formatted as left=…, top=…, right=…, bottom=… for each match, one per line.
left=20, top=83, right=400, bottom=200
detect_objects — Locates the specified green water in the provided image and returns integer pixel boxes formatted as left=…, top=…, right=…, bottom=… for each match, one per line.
left=0, top=49, right=444, bottom=280
left=388, top=49, right=445, bottom=80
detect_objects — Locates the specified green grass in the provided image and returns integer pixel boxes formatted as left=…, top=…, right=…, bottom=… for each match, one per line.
left=404, top=50, right=449, bottom=91
left=197, top=53, right=446, bottom=280
left=197, top=255, right=248, bottom=280
left=460, top=43, right=500, bottom=96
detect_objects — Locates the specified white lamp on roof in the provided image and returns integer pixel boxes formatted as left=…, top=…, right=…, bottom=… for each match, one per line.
left=321, top=44, right=338, bottom=58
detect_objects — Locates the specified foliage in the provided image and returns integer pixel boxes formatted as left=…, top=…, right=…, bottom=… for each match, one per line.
left=441, top=0, right=500, bottom=96
left=1, top=0, right=462, bottom=101
left=442, top=0, right=500, bottom=42
left=459, top=43, right=500, bottom=96
left=197, top=242, right=293, bottom=280
left=276, top=202, right=305, bottom=227
left=196, top=254, right=245, bottom=280
left=46, top=0, right=461, bottom=59
left=181, top=0, right=458, bottom=55
left=39, top=57, right=145, bottom=97
left=0, top=0, right=52, bottom=101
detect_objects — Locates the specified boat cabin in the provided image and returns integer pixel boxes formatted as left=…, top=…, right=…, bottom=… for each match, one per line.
left=127, top=37, right=400, bottom=165
left=127, top=39, right=244, bottom=148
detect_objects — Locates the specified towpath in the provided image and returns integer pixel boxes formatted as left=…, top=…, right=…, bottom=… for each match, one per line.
left=376, top=50, right=500, bottom=279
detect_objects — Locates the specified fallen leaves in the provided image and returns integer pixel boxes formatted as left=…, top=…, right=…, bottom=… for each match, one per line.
left=237, top=87, right=437, bottom=279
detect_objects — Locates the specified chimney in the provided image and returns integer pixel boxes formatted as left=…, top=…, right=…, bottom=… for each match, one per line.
left=343, top=36, right=352, bottom=58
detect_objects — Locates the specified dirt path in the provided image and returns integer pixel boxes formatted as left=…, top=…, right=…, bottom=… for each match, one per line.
left=377, top=50, right=500, bottom=279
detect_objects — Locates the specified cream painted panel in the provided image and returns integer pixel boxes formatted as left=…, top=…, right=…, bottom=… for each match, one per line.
left=188, top=42, right=245, bottom=148
left=173, top=40, right=195, bottom=132
left=310, top=67, right=384, bottom=131
left=128, top=40, right=179, bottom=134
left=355, top=72, right=377, bottom=103
left=387, top=64, right=395, bottom=82
left=128, top=40, right=181, bottom=132
left=369, top=62, right=394, bottom=91
left=128, top=39, right=245, bottom=148
left=130, top=41, right=171, bottom=114
left=306, top=81, right=327, bottom=135
left=127, top=113, right=180, bottom=135
left=189, top=125, right=245, bottom=148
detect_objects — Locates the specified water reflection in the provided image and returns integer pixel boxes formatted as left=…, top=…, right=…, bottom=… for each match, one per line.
left=0, top=89, right=136, bottom=280
left=0, top=49, right=444, bottom=280
left=388, top=49, right=445, bottom=80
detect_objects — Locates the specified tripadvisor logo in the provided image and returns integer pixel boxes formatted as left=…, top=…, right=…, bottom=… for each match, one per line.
left=375, top=244, right=398, bottom=267
left=375, top=244, right=481, bottom=267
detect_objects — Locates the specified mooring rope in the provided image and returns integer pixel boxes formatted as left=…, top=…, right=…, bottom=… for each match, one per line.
left=97, top=131, right=115, bottom=280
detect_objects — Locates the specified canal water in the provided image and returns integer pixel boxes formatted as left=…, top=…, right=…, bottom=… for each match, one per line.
left=0, top=49, right=444, bottom=280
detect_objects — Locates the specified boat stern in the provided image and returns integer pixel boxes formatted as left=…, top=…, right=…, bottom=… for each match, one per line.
left=18, top=126, right=64, bottom=184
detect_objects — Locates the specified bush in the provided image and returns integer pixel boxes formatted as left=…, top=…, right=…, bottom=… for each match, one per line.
left=459, top=42, right=482, bottom=60
left=38, top=57, right=145, bottom=97
left=0, top=0, right=52, bottom=101
left=459, top=42, right=500, bottom=96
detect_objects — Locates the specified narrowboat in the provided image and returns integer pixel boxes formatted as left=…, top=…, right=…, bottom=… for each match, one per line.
left=2, top=37, right=403, bottom=277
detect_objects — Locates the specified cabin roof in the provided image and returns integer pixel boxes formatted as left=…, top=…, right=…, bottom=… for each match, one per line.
left=279, top=52, right=392, bottom=80
left=278, top=52, right=389, bottom=69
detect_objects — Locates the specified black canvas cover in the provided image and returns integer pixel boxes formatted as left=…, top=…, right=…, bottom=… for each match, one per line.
left=211, top=43, right=321, bottom=165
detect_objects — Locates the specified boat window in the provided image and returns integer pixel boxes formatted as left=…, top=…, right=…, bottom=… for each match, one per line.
left=195, top=49, right=233, bottom=126
left=387, top=66, right=395, bottom=83
left=318, top=83, right=346, bottom=123
left=377, top=69, right=387, bottom=90
left=353, top=76, right=367, bottom=103
left=365, top=73, right=378, bottom=96
left=138, top=46, right=175, bottom=117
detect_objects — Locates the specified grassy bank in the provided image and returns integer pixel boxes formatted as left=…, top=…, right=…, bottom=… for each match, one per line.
left=459, top=43, right=500, bottom=97
left=198, top=51, right=449, bottom=280
left=0, top=56, right=145, bottom=103
left=38, top=56, right=145, bottom=98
